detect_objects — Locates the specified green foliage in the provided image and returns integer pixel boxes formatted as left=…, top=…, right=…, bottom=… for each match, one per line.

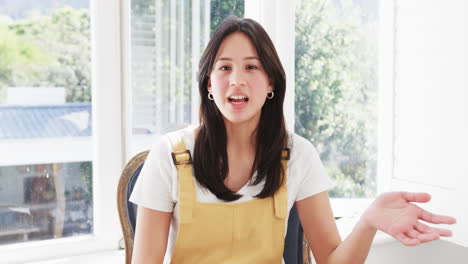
left=79, top=161, right=93, bottom=201
left=0, top=23, right=49, bottom=101
left=0, top=7, right=91, bottom=102
left=295, top=0, right=378, bottom=198
left=210, top=0, right=244, bottom=34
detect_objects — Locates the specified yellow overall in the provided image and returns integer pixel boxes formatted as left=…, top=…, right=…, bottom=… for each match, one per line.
left=169, top=135, right=289, bottom=264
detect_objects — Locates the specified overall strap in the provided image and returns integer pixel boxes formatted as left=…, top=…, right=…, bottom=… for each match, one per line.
left=273, top=148, right=290, bottom=219
left=168, top=134, right=195, bottom=224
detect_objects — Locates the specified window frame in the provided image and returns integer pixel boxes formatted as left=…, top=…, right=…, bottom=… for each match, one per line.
left=0, top=0, right=124, bottom=261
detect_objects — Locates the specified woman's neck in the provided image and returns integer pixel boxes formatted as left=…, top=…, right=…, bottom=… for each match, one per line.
left=224, top=118, right=258, bottom=154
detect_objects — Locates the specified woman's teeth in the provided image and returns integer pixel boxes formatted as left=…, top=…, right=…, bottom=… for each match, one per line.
left=230, top=95, right=246, bottom=100
left=228, top=95, right=248, bottom=104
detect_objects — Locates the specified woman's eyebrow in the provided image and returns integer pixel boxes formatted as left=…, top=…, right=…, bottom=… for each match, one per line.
left=216, top=56, right=260, bottom=62
left=244, top=56, right=260, bottom=60
left=216, top=57, right=232, bottom=62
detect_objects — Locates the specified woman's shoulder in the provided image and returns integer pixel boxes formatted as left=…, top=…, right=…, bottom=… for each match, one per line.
left=151, top=124, right=198, bottom=153
left=164, top=123, right=197, bottom=140
left=286, top=131, right=321, bottom=163
left=287, top=131, right=317, bottom=150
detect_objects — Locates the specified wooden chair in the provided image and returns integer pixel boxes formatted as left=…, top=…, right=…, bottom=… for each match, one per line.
left=117, top=150, right=312, bottom=264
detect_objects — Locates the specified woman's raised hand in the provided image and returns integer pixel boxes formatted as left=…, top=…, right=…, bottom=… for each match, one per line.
left=360, top=192, right=457, bottom=246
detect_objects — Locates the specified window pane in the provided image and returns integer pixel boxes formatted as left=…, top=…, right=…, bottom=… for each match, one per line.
left=131, top=0, right=196, bottom=136
left=295, top=0, right=379, bottom=198
left=0, top=162, right=92, bottom=245
left=0, top=1, right=93, bottom=245
left=130, top=0, right=244, bottom=153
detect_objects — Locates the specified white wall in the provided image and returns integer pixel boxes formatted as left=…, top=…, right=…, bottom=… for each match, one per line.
left=392, top=0, right=468, bottom=247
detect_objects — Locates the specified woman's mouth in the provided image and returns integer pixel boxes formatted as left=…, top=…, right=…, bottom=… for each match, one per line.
left=228, top=95, right=249, bottom=108
left=228, top=95, right=249, bottom=104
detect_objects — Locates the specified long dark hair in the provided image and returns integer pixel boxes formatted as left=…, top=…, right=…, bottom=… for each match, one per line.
left=193, top=16, right=288, bottom=201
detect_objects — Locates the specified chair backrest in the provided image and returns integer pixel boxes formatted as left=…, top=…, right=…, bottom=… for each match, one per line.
left=117, top=150, right=149, bottom=264
left=117, top=150, right=311, bottom=264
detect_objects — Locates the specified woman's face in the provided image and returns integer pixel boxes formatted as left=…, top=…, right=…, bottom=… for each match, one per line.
left=208, top=32, right=272, bottom=126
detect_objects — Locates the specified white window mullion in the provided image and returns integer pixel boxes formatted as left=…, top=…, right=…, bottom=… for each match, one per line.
left=191, top=0, right=201, bottom=124
left=170, top=1, right=176, bottom=123
left=89, top=0, right=123, bottom=250
left=204, top=0, right=210, bottom=46
left=377, top=0, right=396, bottom=195
left=178, top=1, right=185, bottom=122
left=155, top=0, right=163, bottom=132
left=121, top=0, right=133, bottom=159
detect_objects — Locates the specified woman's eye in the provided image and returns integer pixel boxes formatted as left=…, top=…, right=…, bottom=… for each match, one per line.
left=247, top=65, right=258, bottom=70
left=220, top=66, right=231, bottom=71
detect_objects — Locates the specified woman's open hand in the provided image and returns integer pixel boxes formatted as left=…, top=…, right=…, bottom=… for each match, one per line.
left=360, top=192, right=456, bottom=246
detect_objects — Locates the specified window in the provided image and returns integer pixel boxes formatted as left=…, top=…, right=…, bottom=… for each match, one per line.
left=0, top=2, right=92, bottom=246
left=295, top=0, right=380, bottom=199
left=129, top=0, right=244, bottom=155
left=2, top=0, right=122, bottom=261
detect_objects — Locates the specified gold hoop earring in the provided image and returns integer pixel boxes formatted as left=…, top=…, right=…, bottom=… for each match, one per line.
left=208, top=92, right=214, bottom=101
left=267, top=91, right=274, bottom=99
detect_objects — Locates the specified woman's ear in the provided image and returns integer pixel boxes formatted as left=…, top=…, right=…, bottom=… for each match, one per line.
left=208, top=78, right=211, bottom=90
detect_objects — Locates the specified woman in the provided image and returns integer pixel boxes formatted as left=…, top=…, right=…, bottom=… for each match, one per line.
left=130, top=16, right=456, bottom=264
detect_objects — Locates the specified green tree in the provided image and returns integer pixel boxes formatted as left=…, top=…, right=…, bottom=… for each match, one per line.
left=0, top=21, right=49, bottom=102
left=295, top=0, right=378, bottom=198
left=4, top=7, right=91, bottom=102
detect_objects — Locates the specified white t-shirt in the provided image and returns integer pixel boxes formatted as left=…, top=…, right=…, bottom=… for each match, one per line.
left=129, top=124, right=334, bottom=263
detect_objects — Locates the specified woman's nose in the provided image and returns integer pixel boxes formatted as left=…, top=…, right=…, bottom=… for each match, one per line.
left=229, top=71, right=247, bottom=87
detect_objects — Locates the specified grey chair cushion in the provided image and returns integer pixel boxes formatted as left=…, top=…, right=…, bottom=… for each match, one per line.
left=126, top=162, right=144, bottom=235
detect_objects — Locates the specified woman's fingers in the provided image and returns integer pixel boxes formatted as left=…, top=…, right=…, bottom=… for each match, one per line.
left=395, top=232, right=420, bottom=246
left=414, top=221, right=432, bottom=233
left=415, top=221, right=453, bottom=237
left=389, top=192, right=456, bottom=247
left=416, top=232, right=439, bottom=242
left=405, top=228, right=420, bottom=239
left=402, top=192, right=431, bottom=203
left=402, top=192, right=457, bottom=224
left=435, top=228, right=453, bottom=237
left=403, top=227, right=440, bottom=245
left=419, top=209, right=457, bottom=224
